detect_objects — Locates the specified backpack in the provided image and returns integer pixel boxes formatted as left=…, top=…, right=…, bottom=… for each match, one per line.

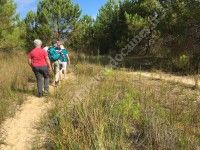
left=48, top=47, right=60, bottom=62
left=60, top=49, right=68, bottom=62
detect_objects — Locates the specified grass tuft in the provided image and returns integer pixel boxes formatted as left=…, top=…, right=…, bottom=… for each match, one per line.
left=40, top=63, right=200, bottom=149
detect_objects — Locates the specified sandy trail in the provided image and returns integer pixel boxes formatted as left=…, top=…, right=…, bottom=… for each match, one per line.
left=130, top=71, right=198, bottom=87
left=0, top=96, right=52, bottom=150
left=0, top=72, right=75, bottom=150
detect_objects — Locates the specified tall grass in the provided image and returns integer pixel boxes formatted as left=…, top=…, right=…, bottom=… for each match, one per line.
left=0, top=52, right=33, bottom=124
left=42, top=63, right=200, bottom=149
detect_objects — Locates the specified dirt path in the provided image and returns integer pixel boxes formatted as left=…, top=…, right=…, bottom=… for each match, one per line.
left=0, top=96, right=52, bottom=150
left=130, top=71, right=198, bottom=87
left=0, top=72, right=75, bottom=150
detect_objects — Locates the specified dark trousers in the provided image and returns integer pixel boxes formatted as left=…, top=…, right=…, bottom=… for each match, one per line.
left=32, top=66, right=49, bottom=95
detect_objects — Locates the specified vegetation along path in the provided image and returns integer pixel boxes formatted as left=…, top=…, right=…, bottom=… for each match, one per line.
left=0, top=73, right=75, bottom=150
left=0, top=70, right=199, bottom=150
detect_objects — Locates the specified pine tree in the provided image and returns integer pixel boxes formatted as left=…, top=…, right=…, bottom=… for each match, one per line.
left=93, top=0, right=119, bottom=54
left=25, top=0, right=82, bottom=47
left=37, top=0, right=81, bottom=40
left=24, top=11, right=39, bottom=49
left=68, top=15, right=94, bottom=53
left=0, top=0, right=24, bottom=51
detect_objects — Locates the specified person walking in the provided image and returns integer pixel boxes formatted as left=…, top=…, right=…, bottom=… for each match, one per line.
left=48, top=41, right=61, bottom=86
left=57, top=42, right=70, bottom=80
left=28, top=39, right=52, bottom=97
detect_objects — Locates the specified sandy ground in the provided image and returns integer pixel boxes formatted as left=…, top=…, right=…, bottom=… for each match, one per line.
left=0, top=72, right=75, bottom=150
left=0, top=96, right=52, bottom=150
left=129, top=71, right=198, bottom=87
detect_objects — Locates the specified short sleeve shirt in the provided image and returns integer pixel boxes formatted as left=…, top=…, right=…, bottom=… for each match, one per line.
left=28, top=48, right=48, bottom=67
left=59, top=49, right=68, bottom=62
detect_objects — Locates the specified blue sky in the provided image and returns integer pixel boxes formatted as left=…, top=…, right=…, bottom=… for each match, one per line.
left=14, top=0, right=107, bottom=19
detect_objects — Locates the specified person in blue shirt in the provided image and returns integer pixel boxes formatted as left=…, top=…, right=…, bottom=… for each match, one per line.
left=48, top=41, right=61, bottom=86
left=57, top=42, right=70, bottom=79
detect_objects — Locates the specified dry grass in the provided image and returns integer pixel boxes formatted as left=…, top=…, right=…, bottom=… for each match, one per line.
left=40, top=63, right=200, bottom=150
left=0, top=52, right=33, bottom=124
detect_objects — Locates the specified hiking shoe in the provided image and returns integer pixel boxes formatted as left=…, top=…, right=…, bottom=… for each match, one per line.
left=55, top=81, right=59, bottom=86
left=52, top=81, right=59, bottom=87
left=38, top=93, right=43, bottom=98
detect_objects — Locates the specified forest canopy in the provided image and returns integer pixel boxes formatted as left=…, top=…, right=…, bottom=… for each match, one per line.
left=1, top=0, right=200, bottom=72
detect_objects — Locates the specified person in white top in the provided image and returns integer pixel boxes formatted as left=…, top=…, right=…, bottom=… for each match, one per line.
left=43, top=46, right=49, bottom=52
